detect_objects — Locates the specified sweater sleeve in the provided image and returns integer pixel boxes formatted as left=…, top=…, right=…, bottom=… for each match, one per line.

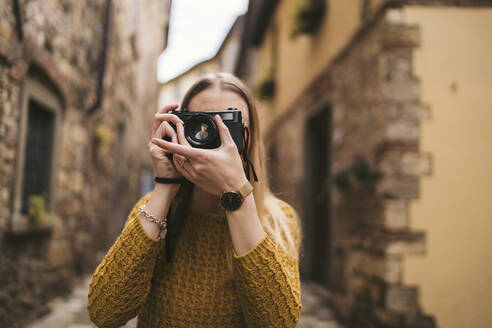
left=231, top=200, right=302, bottom=328
left=87, top=192, right=162, bottom=328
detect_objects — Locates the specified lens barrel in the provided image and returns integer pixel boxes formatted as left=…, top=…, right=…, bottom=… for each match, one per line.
left=184, top=114, right=219, bottom=149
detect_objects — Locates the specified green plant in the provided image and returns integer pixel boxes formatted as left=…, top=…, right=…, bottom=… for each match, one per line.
left=349, top=155, right=372, bottom=180
left=291, top=0, right=326, bottom=39
left=256, top=76, right=276, bottom=100
left=28, top=193, right=54, bottom=227
left=331, top=163, right=351, bottom=191
left=331, top=154, right=377, bottom=191
left=93, top=121, right=113, bottom=148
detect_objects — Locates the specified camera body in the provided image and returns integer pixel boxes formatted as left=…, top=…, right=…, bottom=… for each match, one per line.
left=166, top=108, right=244, bottom=153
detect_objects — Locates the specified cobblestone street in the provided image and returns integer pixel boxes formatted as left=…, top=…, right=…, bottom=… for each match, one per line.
left=27, top=277, right=342, bottom=328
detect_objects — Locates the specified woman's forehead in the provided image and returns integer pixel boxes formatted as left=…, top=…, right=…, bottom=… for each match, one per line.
left=187, top=88, right=250, bottom=125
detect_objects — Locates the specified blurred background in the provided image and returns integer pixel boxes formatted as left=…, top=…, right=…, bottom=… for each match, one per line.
left=1, top=0, right=491, bottom=327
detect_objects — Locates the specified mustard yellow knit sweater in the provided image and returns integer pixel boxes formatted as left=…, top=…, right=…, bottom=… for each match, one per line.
left=87, top=192, right=302, bottom=327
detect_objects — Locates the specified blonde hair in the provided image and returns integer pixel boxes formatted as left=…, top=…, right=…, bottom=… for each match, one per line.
left=180, top=72, right=302, bottom=274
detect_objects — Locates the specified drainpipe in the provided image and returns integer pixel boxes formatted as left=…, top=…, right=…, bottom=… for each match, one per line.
left=12, top=0, right=23, bottom=40
left=88, top=0, right=112, bottom=116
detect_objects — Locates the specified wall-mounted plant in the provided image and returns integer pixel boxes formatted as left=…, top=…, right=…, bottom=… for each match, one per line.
left=349, top=154, right=372, bottom=181
left=28, top=193, right=55, bottom=227
left=331, top=163, right=351, bottom=191
left=256, top=70, right=276, bottom=101
left=331, top=154, right=378, bottom=192
left=290, top=0, right=327, bottom=39
left=93, top=121, right=113, bottom=150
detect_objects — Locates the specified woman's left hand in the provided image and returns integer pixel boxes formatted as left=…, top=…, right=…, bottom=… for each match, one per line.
left=151, top=115, right=248, bottom=196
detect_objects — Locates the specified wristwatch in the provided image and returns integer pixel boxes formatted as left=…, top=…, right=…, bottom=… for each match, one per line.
left=219, top=181, right=253, bottom=211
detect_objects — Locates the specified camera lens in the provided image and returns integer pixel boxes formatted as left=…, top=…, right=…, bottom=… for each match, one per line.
left=185, top=115, right=219, bottom=148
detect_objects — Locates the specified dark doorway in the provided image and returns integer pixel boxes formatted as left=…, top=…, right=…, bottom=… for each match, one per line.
left=303, top=104, right=332, bottom=287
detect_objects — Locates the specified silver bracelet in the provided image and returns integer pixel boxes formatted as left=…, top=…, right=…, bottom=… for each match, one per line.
left=138, top=205, right=167, bottom=238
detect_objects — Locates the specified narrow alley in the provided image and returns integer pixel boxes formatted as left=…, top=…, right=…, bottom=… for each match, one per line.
left=27, top=278, right=342, bottom=328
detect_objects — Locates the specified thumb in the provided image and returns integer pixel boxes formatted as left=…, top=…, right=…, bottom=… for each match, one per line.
left=215, top=115, right=234, bottom=147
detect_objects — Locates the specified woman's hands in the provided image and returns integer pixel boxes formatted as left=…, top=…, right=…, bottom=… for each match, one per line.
left=147, top=104, right=184, bottom=178
left=151, top=115, right=248, bottom=196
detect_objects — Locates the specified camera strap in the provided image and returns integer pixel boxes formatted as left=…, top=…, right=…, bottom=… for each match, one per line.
left=242, top=126, right=258, bottom=182
left=165, top=181, right=193, bottom=263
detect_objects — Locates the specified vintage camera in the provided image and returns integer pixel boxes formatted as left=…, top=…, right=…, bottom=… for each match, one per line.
left=164, top=108, right=245, bottom=154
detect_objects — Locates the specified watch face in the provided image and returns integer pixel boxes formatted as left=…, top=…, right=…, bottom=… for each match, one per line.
left=220, top=192, right=243, bottom=211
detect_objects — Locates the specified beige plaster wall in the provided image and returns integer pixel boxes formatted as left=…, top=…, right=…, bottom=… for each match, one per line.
left=256, top=0, right=363, bottom=130
left=401, top=7, right=492, bottom=328
left=158, top=61, right=220, bottom=109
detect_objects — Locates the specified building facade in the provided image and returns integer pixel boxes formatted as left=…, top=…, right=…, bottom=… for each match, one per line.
left=159, top=15, right=245, bottom=109
left=0, top=1, right=170, bottom=326
left=237, top=0, right=492, bottom=327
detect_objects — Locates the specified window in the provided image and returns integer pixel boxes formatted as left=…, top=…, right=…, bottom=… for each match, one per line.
left=20, top=100, right=55, bottom=214
left=12, top=76, right=63, bottom=231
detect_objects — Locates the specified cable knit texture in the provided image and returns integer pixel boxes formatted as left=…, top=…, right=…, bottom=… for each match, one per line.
left=88, top=192, right=301, bottom=327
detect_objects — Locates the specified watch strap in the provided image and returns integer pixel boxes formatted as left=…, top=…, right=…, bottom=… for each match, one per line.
left=237, top=181, right=253, bottom=199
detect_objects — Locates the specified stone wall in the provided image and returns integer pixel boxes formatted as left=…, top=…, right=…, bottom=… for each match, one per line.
left=0, top=1, right=168, bottom=326
left=265, top=7, right=433, bottom=328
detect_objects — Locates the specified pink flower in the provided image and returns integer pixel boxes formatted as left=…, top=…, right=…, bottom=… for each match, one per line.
left=351, top=153, right=363, bottom=163
left=331, top=163, right=343, bottom=175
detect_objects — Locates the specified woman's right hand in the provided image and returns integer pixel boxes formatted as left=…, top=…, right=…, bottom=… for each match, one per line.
left=147, top=104, right=184, bottom=178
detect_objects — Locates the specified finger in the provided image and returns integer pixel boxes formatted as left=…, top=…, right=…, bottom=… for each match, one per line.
left=150, top=113, right=182, bottom=141
left=176, top=122, right=191, bottom=147
left=153, top=121, right=177, bottom=141
left=152, top=138, right=205, bottom=159
left=214, top=115, right=234, bottom=147
left=150, top=104, right=178, bottom=139
left=149, top=105, right=181, bottom=141
left=147, top=141, right=168, bottom=159
left=173, top=154, right=195, bottom=180
left=157, top=103, right=179, bottom=114
left=173, top=153, right=185, bottom=167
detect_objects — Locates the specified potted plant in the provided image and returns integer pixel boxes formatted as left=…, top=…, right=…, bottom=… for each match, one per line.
left=331, top=154, right=377, bottom=192
left=331, top=163, right=351, bottom=191
left=28, top=193, right=55, bottom=227
left=291, top=0, right=327, bottom=39
left=348, top=154, right=372, bottom=181
left=256, top=71, right=276, bottom=101
left=93, top=121, right=113, bottom=148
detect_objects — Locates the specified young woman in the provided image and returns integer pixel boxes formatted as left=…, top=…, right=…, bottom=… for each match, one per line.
left=88, top=72, right=303, bottom=327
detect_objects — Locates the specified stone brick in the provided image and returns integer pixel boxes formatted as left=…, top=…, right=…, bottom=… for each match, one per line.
left=378, top=151, right=402, bottom=175
left=385, top=233, right=426, bottom=256
left=379, top=49, right=412, bottom=82
left=386, top=118, right=419, bottom=143
left=386, top=8, right=403, bottom=24
left=70, top=171, right=84, bottom=193
left=385, top=101, right=430, bottom=122
left=401, top=152, right=432, bottom=176
left=47, top=239, right=72, bottom=269
left=385, top=285, right=419, bottom=314
left=348, top=250, right=384, bottom=279
left=384, top=199, right=408, bottom=230
left=382, top=24, right=420, bottom=49
left=383, top=256, right=402, bottom=284
left=378, top=150, right=431, bottom=177
left=377, top=176, right=419, bottom=198
left=1, top=188, right=9, bottom=204
left=0, top=20, right=13, bottom=41
left=383, top=77, right=421, bottom=103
